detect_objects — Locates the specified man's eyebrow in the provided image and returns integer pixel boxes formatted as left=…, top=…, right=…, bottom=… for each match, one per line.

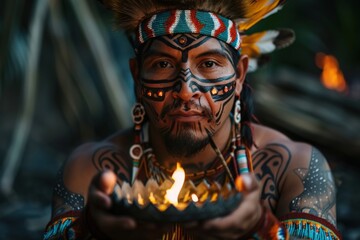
left=143, top=50, right=177, bottom=61
left=195, top=49, right=230, bottom=59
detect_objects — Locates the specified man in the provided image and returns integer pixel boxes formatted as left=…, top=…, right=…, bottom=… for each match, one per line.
left=44, top=0, right=341, bottom=239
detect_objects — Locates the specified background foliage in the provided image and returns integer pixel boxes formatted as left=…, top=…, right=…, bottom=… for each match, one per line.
left=0, top=0, right=359, bottom=239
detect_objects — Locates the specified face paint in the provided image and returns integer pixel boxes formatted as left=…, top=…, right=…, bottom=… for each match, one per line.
left=137, top=34, right=240, bottom=157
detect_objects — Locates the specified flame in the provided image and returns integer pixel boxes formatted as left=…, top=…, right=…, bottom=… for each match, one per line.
left=164, top=162, right=185, bottom=206
left=191, top=194, right=199, bottom=202
left=315, top=52, right=347, bottom=92
left=137, top=193, right=145, bottom=206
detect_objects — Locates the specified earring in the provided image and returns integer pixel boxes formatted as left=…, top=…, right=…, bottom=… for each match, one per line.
left=130, top=102, right=145, bottom=183
left=132, top=102, right=145, bottom=127
left=233, top=98, right=249, bottom=174
left=234, top=99, right=241, bottom=124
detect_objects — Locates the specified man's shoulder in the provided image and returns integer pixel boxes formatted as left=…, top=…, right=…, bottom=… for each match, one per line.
left=68, top=127, right=133, bottom=164
left=63, top=128, right=134, bottom=185
left=252, top=124, right=318, bottom=169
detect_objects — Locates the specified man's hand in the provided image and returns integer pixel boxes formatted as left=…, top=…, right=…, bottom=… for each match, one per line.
left=87, top=170, right=171, bottom=240
left=184, top=174, right=263, bottom=240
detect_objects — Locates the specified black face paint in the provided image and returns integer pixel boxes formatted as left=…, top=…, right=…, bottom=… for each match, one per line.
left=138, top=34, right=240, bottom=156
left=141, top=69, right=236, bottom=102
left=158, top=34, right=210, bottom=62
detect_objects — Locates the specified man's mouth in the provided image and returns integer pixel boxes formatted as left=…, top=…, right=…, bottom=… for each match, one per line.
left=168, top=110, right=205, bottom=122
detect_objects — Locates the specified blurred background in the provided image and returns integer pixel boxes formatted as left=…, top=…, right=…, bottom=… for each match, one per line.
left=0, top=0, right=359, bottom=239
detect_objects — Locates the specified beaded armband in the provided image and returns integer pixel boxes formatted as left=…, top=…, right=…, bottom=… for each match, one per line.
left=43, top=211, right=92, bottom=240
left=249, top=206, right=289, bottom=240
left=280, top=212, right=342, bottom=240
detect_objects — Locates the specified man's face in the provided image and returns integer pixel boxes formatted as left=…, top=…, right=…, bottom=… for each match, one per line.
left=134, top=34, right=245, bottom=157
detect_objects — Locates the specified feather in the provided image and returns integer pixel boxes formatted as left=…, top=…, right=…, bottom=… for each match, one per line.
left=236, top=0, right=286, bottom=31
left=98, top=0, right=287, bottom=32
left=247, top=55, right=270, bottom=72
left=242, top=29, right=294, bottom=72
left=98, top=0, right=255, bottom=30
left=241, top=28, right=295, bottom=58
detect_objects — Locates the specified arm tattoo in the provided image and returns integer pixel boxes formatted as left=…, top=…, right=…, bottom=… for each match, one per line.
left=92, top=145, right=132, bottom=183
left=290, top=147, right=336, bottom=225
left=52, top=168, right=85, bottom=216
left=253, top=144, right=291, bottom=212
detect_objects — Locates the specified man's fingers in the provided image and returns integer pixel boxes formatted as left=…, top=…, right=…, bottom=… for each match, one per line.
left=89, top=170, right=117, bottom=209
left=91, top=170, right=117, bottom=194
left=235, top=173, right=259, bottom=193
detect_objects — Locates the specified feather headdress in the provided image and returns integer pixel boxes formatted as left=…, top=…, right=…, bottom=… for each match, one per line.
left=97, top=0, right=295, bottom=72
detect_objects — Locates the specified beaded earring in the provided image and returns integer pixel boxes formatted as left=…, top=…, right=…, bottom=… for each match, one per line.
left=234, top=98, right=241, bottom=124
left=234, top=98, right=249, bottom=174
left=129, top=102, right=145, bottom=183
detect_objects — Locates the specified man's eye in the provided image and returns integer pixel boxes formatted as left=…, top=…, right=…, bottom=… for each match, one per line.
left=157, top=61, right=172, bottom=68
left=201, top=61, right=216, bottom=68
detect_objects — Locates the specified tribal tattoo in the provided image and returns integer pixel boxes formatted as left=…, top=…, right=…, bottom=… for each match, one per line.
left=92, top=145, right=132, bottom=183
left=290, top=147, right=336, bottom=225
left=253, top=144, right=291, bottom=212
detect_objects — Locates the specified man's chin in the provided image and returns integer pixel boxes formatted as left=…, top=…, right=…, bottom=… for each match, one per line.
left=163, top=131, right=209, bottom=158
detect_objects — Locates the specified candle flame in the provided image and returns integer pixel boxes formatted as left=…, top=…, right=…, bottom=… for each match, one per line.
left=137, top=193, right=144, bottom=206
left=191, top=194, right=199, bottom=202
left=164, top=162, right=185, bottom=206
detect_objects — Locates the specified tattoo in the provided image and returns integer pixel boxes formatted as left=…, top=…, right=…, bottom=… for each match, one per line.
left=290, top=147, right=336, bottom=225
left=52, top=168, right=85, bottom=216
left=253, top=144, right=291, bottom=212
left=140, top=34, right=237, bottom=103
left=92, top=145, right=131, bottom=183
left=141, top=68, right=236, bottom=102
left=138, top=34, right=238, bottom=156
left=158, top=34, right=210, bottom=62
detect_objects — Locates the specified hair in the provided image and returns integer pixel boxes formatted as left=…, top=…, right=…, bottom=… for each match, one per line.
left=240, top=80, right=255, bottom=149
left=226, top=45, right=255, bottom=150
left=99, top=0, right=263, bottom=31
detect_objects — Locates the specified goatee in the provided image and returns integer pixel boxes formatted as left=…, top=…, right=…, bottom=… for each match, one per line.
left=162, top=123, right=210, bottom=158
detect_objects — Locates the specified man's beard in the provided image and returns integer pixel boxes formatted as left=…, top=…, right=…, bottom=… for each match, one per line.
left=162, top=122, right=210, bottom=158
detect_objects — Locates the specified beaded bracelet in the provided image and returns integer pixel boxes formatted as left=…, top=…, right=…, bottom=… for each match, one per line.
left=241, top=204, right=289, bottom=240
left=43, top=211, right=91, bottom=240
left=280, top=212, right=342, bottom=240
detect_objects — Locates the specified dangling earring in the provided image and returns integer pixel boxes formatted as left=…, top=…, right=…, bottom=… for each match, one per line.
left=233, top=97, right=249, bottom=174
left=234, top=98, right=241, bottom=124
left=129, top=102, right=145, bottom=183
left=132, top=102, right=145, bottom=128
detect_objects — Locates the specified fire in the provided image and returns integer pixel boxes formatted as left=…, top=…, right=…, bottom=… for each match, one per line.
left=315, top=52, right=347, bottom=92
left=164, top=162, right=185, bottom=206
left=191, top=194, right=199, bottom=202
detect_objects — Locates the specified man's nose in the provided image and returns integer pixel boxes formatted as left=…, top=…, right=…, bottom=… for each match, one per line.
left=172, top=75, right=201, bottom=102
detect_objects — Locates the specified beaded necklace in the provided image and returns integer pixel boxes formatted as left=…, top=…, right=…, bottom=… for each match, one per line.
left=129, top=120, right=252, bottom=240
left=140, top=129, right=237, bottom=184
left=130, top=120, right=251, bottom=185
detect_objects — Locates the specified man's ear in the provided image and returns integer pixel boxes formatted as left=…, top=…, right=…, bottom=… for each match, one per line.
left=235, top=55, right=249, bottom=96
left=129, top=58, right=141, bottom=99
left=129, top=58, right=138, bottom=83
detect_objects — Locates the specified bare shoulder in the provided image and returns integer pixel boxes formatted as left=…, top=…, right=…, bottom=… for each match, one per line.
left=50, top=128, right=134, bottom=217
left=252, top=123, right=314, bottom=169
left=251, top=124, right=336, bottom=225
left=62, top=128, right=134, bottom=197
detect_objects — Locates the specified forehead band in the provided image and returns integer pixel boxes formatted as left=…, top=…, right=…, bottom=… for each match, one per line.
left=135, top=9, right=241, bottom=51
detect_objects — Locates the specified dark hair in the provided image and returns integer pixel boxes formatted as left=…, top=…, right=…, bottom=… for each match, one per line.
left=226, top=45, right=255, bottom=150
left=240, top=80, right=255, bottom=149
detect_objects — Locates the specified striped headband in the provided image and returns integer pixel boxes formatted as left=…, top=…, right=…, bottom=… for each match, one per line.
left=136, top=9, right=241, bottom=51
